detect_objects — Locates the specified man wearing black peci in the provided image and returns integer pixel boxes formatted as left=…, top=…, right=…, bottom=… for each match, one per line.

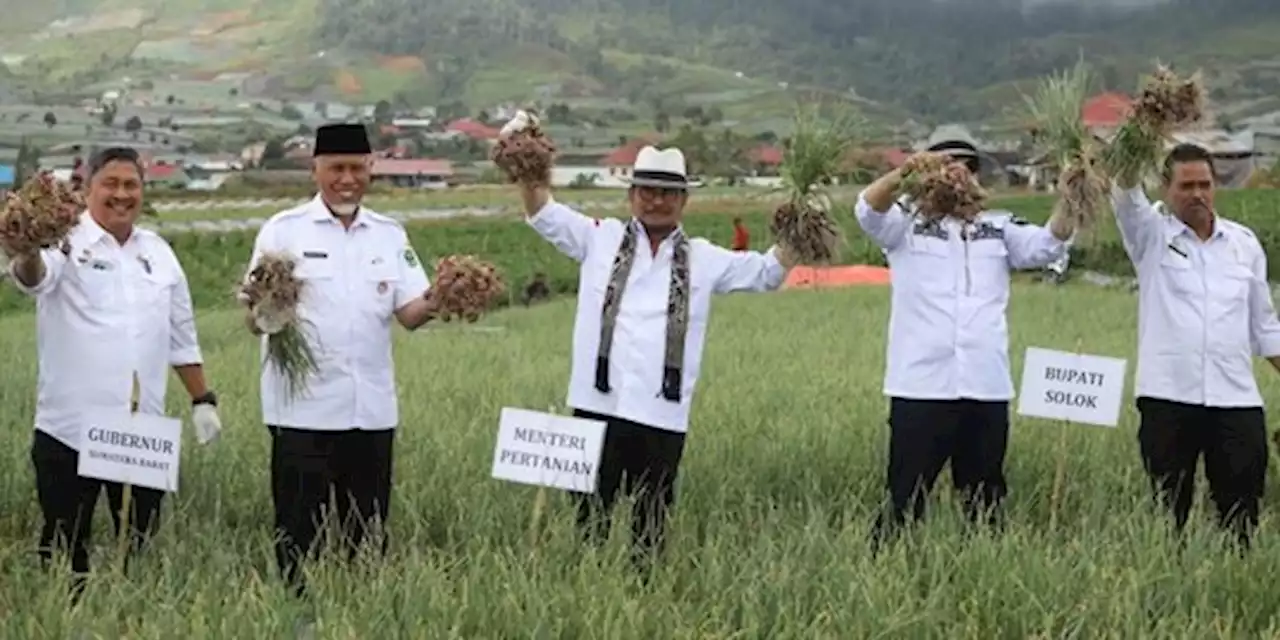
left=243, top=124, right=439, bottom=596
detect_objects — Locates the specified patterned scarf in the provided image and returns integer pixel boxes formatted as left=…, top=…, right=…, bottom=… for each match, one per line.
left=595, top=221, right=691, bottom=402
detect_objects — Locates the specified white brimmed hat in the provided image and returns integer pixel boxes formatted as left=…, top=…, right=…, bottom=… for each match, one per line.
left=623, top=146, right=693, bottom=190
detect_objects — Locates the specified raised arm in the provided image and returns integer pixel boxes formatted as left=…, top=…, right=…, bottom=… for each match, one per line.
left=704, top=240, right=793, bottom=294
left=521, top=184, right=597, bottom=263
left=854, top=169, right=913, bottom=252
left=1244, top=242, right=1280, bottom=372
left=1001, top=210, right=1073, bottom=270
left=7, top=248, right=68, bottom=296
left=1110, top=184, right=1164, bottom=264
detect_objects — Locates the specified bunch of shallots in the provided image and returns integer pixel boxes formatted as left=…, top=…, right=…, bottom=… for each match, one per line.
left=491, top=110, right=557, bottom=185
left=237, top=252, right=318, bottom=401
left=1022, top=61, right=1108, bottom=236
left=1132, top=65, right=1204, bottom=130
left=0, top=172, right=82, bottom=257
left=1053, top=155, right=1109, bottom=238
left=1102, top=64, right=1205, bottom=186
left=900, top=154, right=987, bottom=220
left=429, top=255, right=506, bottom=323
left=769, top=101, right=863, bottom=264
left=769, top=195, right=841, bottom=265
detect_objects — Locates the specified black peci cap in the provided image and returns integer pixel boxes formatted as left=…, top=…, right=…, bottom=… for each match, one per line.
left=313, top=123, right=371, bottom=156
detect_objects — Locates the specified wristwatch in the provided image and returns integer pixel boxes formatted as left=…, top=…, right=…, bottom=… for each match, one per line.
left=193, top=391, right=218, bottom=407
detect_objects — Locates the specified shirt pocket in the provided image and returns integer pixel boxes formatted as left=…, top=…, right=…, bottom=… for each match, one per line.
left=904, top=236, right=953, bottom=293
left=1214, top=263, right=1253, bottom=313
left=363, top=255, right=401, bottom=313
left=295, top=255, right=336, bottom=279
left=136, top=268, right=174, bottom=309
left=293, top=255, right=338, bottom=308
left=968, top=239, right=1009, bottom=288
left=72, top=262, right=119, bottom=310
left=1158, top=250, right=1198, bottom=297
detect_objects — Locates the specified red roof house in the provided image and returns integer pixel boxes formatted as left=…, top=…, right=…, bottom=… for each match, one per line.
left=372, top=158, right=453, bottom=177
left=1082, top=92, right=1132, bottom=129
left=747, top=144, right=783, bottom=166
left=371, top=158, right=453, bottom=187
left=445, top=118, right=500, bottom=140
left=143, top=162, right=189, bottom=186
left=601, top=138, right=663, bottom=177
left=602, top=139, right=660, bottom=166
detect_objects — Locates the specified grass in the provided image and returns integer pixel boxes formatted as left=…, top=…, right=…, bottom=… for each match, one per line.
left=4, top=283, right=1280, bottom=636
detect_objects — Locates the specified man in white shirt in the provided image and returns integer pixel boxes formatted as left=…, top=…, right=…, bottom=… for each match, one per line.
left=855, top=147, right=1074, bottom=545
left=516, top=143, right=796, bottom=566
left=7, top=147, right=220, bottom=597
left=1111, top=143, right=1280, bottom=546
left=244, top=124, right=439, bottom=596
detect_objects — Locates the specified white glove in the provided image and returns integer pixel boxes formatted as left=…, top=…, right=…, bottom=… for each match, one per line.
left=193, top=403, right=222, bottom=445
left=500, top=110, right=537, bottom=137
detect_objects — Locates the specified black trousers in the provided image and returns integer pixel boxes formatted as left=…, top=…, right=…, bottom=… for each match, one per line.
left=30, top=430, right=165, bottom=592
left=1136, top=397, right=1267, bottom=545
left=571, top=409, right=687, bottom=563
left=268, top=426, right=395, bottom=596
left=873, top=398, right=1010, bottom=540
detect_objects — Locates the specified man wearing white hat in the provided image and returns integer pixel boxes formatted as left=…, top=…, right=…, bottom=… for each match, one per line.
left=503, top=115, right=797, bottom=565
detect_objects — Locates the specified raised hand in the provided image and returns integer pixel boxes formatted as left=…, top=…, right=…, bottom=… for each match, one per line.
left=491, top=109, right=556, bottom=186
left=898, top=151, right=950, bottom=180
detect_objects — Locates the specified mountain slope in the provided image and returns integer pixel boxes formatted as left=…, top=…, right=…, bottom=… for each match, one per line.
left=1, top=0, right=1278, bottom=130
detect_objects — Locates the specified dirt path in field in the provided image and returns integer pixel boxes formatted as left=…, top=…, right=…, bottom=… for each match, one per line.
left=378, top=56, right=426, bottom=72
left=336, top=70, right=363, bottom=95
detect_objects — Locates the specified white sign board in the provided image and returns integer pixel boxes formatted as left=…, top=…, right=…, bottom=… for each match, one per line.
left=1017, top=347, right=1128, bottom=427
left=78, top=413, right=182, bottom=492
left=491, top=407, right=606, bottom=494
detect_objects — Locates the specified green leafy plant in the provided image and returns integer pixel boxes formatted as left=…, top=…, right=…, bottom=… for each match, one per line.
left=769, top=100, right=865, bottom=264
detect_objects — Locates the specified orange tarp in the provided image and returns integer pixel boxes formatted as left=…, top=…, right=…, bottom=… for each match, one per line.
left=784, top=265, right=891, bottom=289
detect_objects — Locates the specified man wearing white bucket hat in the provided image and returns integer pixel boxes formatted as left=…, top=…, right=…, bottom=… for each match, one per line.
left=500, top=112, right=797, bottom=566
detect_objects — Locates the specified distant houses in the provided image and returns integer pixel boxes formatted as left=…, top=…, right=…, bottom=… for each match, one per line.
left=548, top=138, right=652, bottom=189
left=144, top=163, right=190, bottom=189
left=1169, top=129, right=1258, bottom=188
left=1081, top=92, right=1132, bottom=139
left=445, top=118, right=500, bottom=141
left=370, top=158, right=452, bottom=189
left=0, top=88, right=1272, bottom=197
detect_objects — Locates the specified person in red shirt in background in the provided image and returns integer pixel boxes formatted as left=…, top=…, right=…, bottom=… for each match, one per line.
left=731, top=217, right=750, bottom=251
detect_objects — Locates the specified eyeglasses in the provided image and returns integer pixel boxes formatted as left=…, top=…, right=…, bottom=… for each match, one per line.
left=634, top=187, right=683, bottom=199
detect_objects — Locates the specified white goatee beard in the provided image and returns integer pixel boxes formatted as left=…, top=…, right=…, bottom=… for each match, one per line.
left=327, top=202, right=358, bottom=216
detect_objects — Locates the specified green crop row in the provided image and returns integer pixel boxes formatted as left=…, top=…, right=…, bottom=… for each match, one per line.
left=0, top=189, right=1275, bottom=316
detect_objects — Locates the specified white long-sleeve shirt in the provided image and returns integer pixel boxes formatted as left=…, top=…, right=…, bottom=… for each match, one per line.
left=854, top=191, right=1068, bottom=401
left=529, top=199, right=787, bottom=433
left=9, top=212, right=203, bottom=450
left=245, top=196, right=431, bottom=430
left=1112, top=186, right=1280, bottom=407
